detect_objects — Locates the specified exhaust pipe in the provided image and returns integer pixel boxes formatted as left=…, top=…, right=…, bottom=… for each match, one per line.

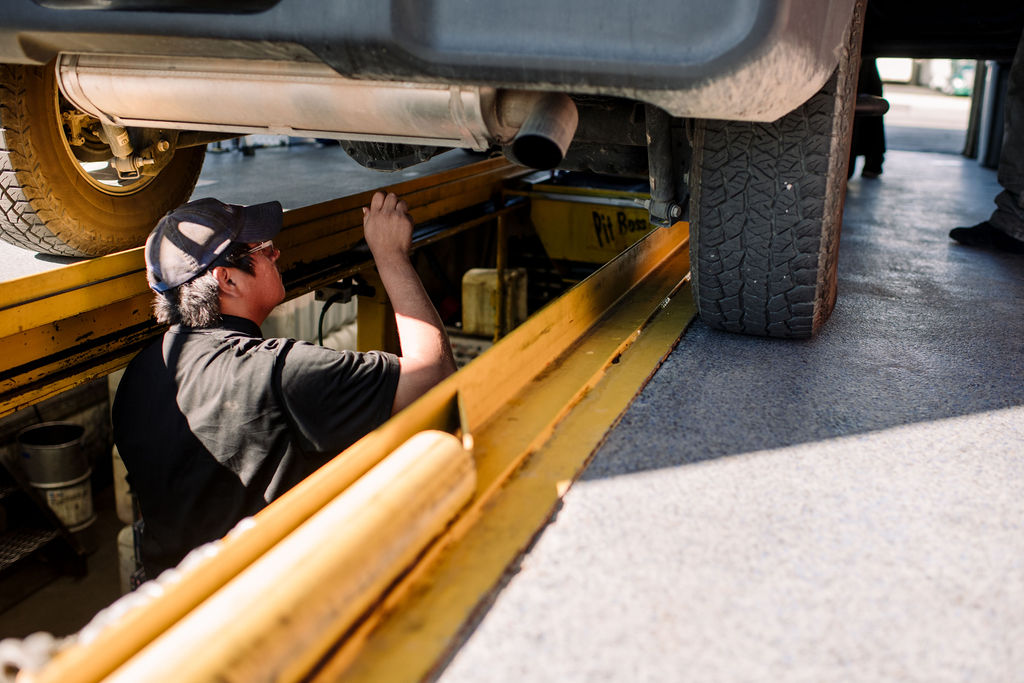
left=56, top=54, right=578, bottom=169
left=505, top=92, right=579, bottom=170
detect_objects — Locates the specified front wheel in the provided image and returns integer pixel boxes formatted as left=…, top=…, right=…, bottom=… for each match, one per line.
left=0, top=63, right=205, bottom=256
left=688, top=0, right=864, bottom=338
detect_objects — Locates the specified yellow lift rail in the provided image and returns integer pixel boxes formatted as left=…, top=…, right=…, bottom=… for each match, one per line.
left=0, top=157, right=528, bottom=420
left=28, top=182, right=693, bottom=681
left=324, top=225, right=694, bottom=683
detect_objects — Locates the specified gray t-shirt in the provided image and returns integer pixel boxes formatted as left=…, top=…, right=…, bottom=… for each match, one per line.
left=112, top=315, right=400, bottom=577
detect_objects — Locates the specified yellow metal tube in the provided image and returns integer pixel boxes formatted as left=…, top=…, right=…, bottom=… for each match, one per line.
left=103, top=431, right=474, bottom=683
left=31, top=396, right=464, bottom=683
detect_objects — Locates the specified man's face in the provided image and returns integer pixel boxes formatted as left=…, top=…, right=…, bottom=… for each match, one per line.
left=238, top=241, right=285, bottom=318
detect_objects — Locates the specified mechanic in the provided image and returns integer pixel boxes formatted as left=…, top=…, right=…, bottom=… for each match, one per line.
left=112, top=190, right=456, bottom=578
left=950, top=28, right=1024, bottom=254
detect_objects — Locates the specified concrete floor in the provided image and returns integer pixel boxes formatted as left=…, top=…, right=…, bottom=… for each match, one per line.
left=4, top=87, right=1018, bottom=679
left=0, top=489, right=122, bottom=638
left=438, top=148, right=1024, bottom=679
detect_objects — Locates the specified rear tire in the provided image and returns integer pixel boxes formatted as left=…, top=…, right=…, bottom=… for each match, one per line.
left=0, top=63, right=205, bottom=256
left=688, top=0, right=864, bottom=338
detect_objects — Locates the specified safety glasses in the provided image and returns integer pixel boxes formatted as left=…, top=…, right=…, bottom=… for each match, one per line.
left=243, top=240, right=276, bottom=258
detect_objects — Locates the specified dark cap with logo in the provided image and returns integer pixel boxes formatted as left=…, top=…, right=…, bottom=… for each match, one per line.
left=145, top=197, right=282, bottom=293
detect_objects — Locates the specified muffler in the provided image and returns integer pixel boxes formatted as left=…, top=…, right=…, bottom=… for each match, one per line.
left=56, top=54, right=578, bottom=168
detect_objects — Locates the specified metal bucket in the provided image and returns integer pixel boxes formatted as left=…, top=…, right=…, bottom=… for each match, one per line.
left=17, top=421, right=95, bottom=532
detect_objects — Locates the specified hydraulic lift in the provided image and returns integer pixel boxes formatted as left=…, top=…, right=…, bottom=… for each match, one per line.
left=0, top=157, right=693, bottom=682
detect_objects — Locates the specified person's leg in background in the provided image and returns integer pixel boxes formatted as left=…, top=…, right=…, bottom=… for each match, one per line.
left=951, top=29, right=1024, bottom=253
left=860, top=58, right=886, bottom=178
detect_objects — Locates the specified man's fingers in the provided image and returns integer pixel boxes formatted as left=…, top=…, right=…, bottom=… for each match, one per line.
left=381, top=192, right=399, bottom=212
left=366, top=192, right=410, bottom=221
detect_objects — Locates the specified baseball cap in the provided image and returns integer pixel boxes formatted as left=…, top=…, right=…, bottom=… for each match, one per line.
left=145, top=197, right=283, bottom=293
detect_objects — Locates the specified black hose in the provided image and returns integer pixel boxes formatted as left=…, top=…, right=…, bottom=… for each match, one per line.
left=317, top=291, right=351, bottom=346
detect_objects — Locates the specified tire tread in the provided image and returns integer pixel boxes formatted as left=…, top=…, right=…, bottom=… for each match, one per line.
left=0, top=63, right=204, bottom=257
left=689, top=0, right=864, bottom=338
left=0, top=65, right=78, bottom=255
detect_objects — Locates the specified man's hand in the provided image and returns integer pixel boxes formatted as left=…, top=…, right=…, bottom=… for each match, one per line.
left=361, top=191, right=456, bottom=413
left=363, top=191, right=412, bottom=262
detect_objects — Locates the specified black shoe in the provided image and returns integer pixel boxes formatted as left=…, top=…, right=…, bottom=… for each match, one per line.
left=949, top=221, right=1024, bottom=254
left=862, top=157, right=883, bottom=179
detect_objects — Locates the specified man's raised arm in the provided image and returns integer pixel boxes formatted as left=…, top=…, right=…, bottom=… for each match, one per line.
left=362, top=191, right=456, bottom=413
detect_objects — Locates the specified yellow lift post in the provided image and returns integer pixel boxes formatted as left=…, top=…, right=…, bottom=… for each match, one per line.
left=4, top=159, right=694, bottom=682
